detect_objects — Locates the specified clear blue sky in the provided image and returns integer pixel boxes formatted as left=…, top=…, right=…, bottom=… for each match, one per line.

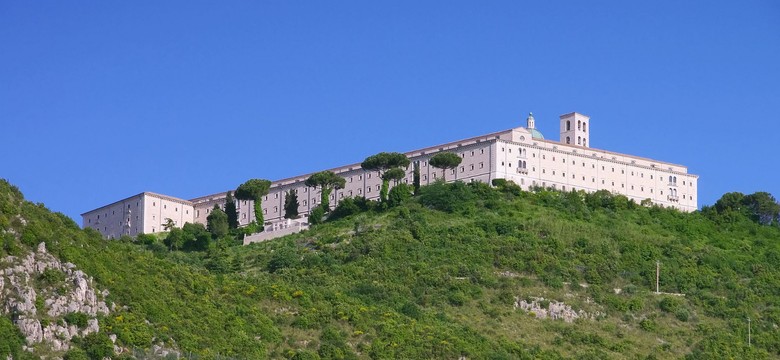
left=2, top=1, right=779, bottom=222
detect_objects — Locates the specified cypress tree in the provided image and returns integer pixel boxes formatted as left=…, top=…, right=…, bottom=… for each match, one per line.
left=284, top=189, right=299, bottom=219
left=225, top=191, right=239, bottom=229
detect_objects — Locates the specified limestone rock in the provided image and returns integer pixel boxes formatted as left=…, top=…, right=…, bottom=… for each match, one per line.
left=0, top=242, right=112, bottom=353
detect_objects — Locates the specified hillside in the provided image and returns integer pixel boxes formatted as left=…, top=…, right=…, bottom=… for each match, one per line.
left=1, top=178, right=779, bottom=359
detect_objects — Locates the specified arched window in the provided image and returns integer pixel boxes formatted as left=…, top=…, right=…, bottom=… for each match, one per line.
left=566, top=120, right=571, bottom=131
left=566, top=136, right=571, bottom=144
left=583, top=139, right=587, bottom=147
left=577, top=136, right=581, bottom=145
left=578, top=120, right=581, bottom=130
left=673, top=176, right=677, bottom=183
left=583, top=123, right=587, bottom=132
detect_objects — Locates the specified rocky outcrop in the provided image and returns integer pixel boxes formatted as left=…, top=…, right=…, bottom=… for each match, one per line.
left=0, top=242, right=110, bottom=352
left=515, top=296, right=602, bottom=323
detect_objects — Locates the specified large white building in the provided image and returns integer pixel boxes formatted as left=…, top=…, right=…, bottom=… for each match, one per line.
left=82, top=112, right=698, bottom=239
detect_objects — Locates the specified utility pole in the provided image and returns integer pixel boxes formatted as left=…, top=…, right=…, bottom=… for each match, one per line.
left=656, top=261, right=660, bottom=294
left=748, top=317, right=752, bottom=347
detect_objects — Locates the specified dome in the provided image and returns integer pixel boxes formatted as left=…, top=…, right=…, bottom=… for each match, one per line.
left=529, top=128, right=544, bottom=139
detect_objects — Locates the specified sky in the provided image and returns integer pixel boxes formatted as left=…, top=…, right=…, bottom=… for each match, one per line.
left=2, top=1, right=779, bottom=222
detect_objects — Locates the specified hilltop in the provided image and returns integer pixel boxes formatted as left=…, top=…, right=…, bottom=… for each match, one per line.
left=1, top=178, right=779, bottom=359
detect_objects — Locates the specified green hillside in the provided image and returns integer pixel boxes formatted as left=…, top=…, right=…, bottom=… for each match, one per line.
left=1, top=178, right=779, bottom=359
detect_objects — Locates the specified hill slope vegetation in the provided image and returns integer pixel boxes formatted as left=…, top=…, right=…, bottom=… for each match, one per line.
left=1, top=178, right=779, bottom=359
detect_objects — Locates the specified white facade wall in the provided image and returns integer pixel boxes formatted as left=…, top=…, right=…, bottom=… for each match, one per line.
left=82, top=192, right=194, bottom=238
left=493, top=125, right=697, bottom=211
left=140, top=193, right=194, bottom=234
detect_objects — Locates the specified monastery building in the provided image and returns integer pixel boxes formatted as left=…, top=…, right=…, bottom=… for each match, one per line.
left=82, top=112, right=699, bottom=239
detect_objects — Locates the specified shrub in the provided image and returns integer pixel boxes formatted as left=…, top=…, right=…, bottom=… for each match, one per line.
left=329, top=198, right=362, bottom=221
left=309, top=206, right=326, bottom=225
left=387, top=183, right=413, bottom=208
left=418, top=181, right=476, bottom=213
left=136, top=233, right=157, bottom=245
left=63, top=348, right=89, bottom=360
left=64, top=312, right=89, bottom=329
left=659, top=296, right=683, bottom=313
left=639, top=318, right=656, bottom=332
left=674, top=308, right=690, bottom=322
left=39, top=268, right=66, bottom=286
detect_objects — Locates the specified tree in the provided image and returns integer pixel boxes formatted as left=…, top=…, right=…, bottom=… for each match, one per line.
left=361, top=152, right=410, bottom=203
left=284, top=189, right=299, bottom=219
left=224, top=191, right=239, bottom=229
left=162, top=218, right=175, bottom=231
left=387, top=183, right=412, bottom=207
left=743, top=192, right=780, bottom=225
left=207, top=205, right=229, bottom=238
left=381, top=168, right=406, bottom=203
left=182, top=222, right=210, bottom=251
left=164, top=227, right=185, bottom=251
left=235, top=179, right=272, bottom=226
left=413, top=161, right=421, bottom=196
left=305, top=171, right=346, bottom=211
left=429, top=152, right=462, bottom=181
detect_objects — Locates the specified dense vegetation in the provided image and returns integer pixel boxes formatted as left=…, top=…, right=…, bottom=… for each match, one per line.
left=1, top=178, right=780, bottom=359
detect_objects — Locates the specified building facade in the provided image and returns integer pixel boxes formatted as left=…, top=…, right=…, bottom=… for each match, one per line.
left=82, top=112, right=698, bottom=238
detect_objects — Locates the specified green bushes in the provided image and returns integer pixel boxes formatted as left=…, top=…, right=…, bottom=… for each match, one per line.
left=64, top=312, right=89, bottom=328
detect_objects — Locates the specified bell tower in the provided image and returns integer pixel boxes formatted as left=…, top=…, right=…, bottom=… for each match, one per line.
left=559, top=112, right=590, bottom=147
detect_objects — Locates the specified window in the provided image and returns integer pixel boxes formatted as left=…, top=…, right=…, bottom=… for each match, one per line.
left=263, top=209, right=267, bottom=214
left=358, top=175, right=363, bottom=180
left=423, top=175, right=428, bottom=180
left=273, top=206, right=278, bottom=212
left=479, top=162, right=484, bottom=169
left=583, top=139, right=587, bottom=146
left=242, top=213, right=246, bottom=219
left=578, top=120, right=581, bottom=130
left=460, top=166, right=465, bottom=172
left=471, top=151, right=474, bottom=156
left=480, top=149, right=484, bottom=154
left=470, top=164, right=474, bottom=170
left=153, top=202, right=156, bottom=206
left=577, top=137, right=581, bottom=145
left=566, top=120, right=571, bottom=131
left=196, top=210, right=200, bottom=217
left=583, top=123, right=587, bottom=132
left=349, top=177, right=353, bottom=183
left=566, top=136, right=571, bottom=144
left=275, top=193, right=279, bottom=199
left=164, top=205, right=167, bottom=209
